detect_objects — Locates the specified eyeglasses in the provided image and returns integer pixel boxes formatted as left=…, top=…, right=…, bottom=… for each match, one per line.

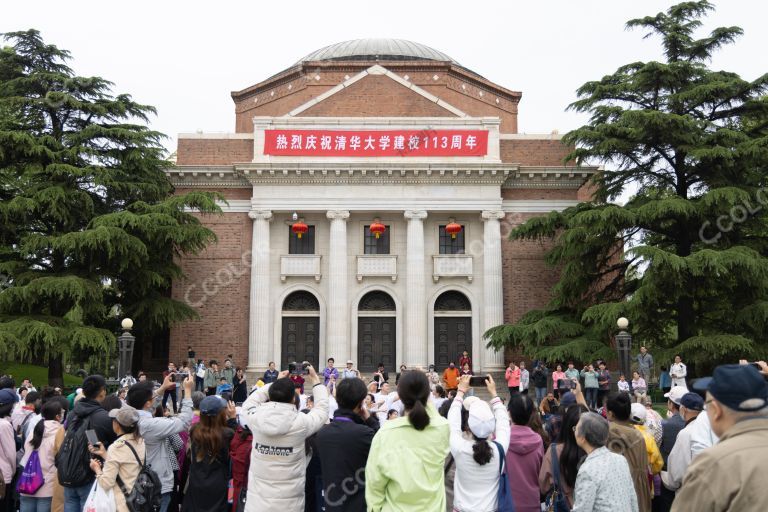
left=703, top=399, right=714, bottom=411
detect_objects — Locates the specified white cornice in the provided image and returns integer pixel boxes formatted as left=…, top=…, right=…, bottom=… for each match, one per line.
left=503, top=166, right=595, bottom=189
left=166, top=166, right=248, bottom=187
left=165, top=163, right=598, bottom=189
left=209, top=199, right=583, bottom=214
left=235, top=162, right=514, bottom=185
left=502, top=200, right=580, bottom=212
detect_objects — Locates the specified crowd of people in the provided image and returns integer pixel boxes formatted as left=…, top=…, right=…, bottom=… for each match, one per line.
left=0, top=352, right=766, bottom=512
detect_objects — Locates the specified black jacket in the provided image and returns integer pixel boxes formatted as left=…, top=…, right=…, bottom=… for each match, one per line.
left=660, top=413, right=686, bottom=466
left=70, top=398, right=118, bottom=448
left=314, top=409, right=380, bottom=512
left=532, top=367, right=549, bottom=388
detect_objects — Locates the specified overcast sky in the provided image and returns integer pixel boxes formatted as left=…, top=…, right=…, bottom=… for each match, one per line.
left=3, top=1, right=766, bottom=152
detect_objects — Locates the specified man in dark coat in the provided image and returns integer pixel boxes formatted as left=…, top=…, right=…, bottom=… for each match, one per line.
left=63, top=375, right=118, bottom=511
left=314, top=377, right=380, bottom=511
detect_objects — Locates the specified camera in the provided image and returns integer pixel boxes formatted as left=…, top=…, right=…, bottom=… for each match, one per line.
left=173, top=372, right=189, bottom=382
left=288, top=361, right=310, bottom=376
left=468, top=376, right=487, bottom=387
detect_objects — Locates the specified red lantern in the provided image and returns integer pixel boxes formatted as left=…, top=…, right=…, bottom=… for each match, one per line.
left=369, top=220, right=386, bottom=239
left=292, top=220, right=308, bottom=239
left=445, top=221, right=462, bottom=239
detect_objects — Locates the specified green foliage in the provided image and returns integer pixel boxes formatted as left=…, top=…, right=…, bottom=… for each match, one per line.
left=486, top=1, right=768, bottom=370
left=0, top=30, right=221, bottom=384
left=0, top=363, right=82, bottom=388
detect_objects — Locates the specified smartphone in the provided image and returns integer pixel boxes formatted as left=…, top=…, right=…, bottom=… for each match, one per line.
left=469, top=376, right=487, bottom=387
left=85, top=429, right=100, bottom=447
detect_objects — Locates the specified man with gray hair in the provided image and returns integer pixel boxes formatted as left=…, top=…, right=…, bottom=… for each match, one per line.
left=672, top=363, right=768, bottom=511
left=571, top=412, right=638, bottom=512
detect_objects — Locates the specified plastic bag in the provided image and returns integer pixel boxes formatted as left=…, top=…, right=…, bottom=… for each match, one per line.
left=84, top=481, right=117, bottom=512
left=16, top=450, right=45, bottom=495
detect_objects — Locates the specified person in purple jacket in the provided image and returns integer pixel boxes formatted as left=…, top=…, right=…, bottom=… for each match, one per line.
left=506, top=394, right=545, bottom=512
left=323, top=358, right=339, bottom=387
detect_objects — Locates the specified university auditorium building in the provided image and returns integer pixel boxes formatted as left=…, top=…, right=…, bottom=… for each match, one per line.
left=167, top=39, right=597, bottom=376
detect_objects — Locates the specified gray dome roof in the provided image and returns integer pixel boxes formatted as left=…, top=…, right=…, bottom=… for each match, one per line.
left=297, top=38, right=459, bottom=65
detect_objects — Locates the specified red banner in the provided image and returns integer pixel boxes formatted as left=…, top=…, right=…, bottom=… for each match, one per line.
left=263, top=129, right=488, bottom=157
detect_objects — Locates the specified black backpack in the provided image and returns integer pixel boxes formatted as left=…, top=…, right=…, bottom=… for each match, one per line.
left=55, top=416, right=92, bottom=488
left=117, top=441, right=161, bottom=512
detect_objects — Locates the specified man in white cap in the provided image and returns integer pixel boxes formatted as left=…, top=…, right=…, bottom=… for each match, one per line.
left=340, top=360, right=359, bottom=380
left=448, top=374, right=510, bottom=511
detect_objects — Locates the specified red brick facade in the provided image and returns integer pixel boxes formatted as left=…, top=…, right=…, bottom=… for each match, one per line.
left=176, top=138, right=253, bottom=166
left=170, top=213, right=252, bottom=363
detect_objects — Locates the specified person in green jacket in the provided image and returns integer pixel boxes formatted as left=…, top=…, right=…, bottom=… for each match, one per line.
left=220, top=358, right=235, bottom=386
left=203, top=360, right=221, bottom=395
left=564, top=361, right=580, bottom=381
left=581, top=364, right=599, bottom=409
left=365, top=371, right=449, bottom=512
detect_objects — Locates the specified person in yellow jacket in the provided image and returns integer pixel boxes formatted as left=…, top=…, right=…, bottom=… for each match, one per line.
left=630, top=403, right=664, bottom=492
left=365, top=371, right=449, bottom=511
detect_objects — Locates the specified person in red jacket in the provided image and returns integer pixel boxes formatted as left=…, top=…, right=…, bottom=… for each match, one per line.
left=505, top=361, right=521, bottom=399
left=229, top=423, right=253, bottom=512
left=458, top=351, right=472, bottom=372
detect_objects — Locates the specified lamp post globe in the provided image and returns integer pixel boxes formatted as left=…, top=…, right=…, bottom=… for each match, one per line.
left=118, top=318, right=136, bottom=380
left=615, top=317, right=632, bottom=381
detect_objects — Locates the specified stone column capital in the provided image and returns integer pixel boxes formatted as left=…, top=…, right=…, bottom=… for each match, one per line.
left=404, top=210, right=428, bottom=220
left=326, top=210, right=351, bottom=221
left=481, top=210, right=506, bottom=221
left=248, top=209, right=273, bottom=221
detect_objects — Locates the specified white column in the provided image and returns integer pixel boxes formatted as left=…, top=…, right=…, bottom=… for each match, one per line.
left=247, top=210, right=273, bottom=373
left=481, top=210, right=506, bottom=371
left=404, top=210, right=428, bottom=367
left=326, top=210, right=350, bottom=363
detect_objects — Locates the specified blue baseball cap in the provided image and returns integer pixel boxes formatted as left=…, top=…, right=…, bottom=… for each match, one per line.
left=199, top=395, right=226, bottom=416
left=693, top=364, right=768, bottom=412
left=560, top=392, right=577, bottom=409
left=679, top=393, right=704, bottom=412
left=0, top=389, right=19, bottom=406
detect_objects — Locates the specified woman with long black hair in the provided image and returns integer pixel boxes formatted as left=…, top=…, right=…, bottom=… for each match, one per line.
left=182, top=396, right=238, bottom=511
left=365, top=370, right=449, bottom=511
left=232, top=368, right=248, bottom=404
left=18, top=400, right=65, bottom=512
left=539, top=403, right=589, bottom=508
left=448, top=374, right=510, bottom=512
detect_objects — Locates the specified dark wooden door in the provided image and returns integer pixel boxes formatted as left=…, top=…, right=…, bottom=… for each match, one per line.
left=281, top=316, right=319, bottom=369
left=434, top=317, right=472, bottom=370
left=358, top=317, right=396, bottom=373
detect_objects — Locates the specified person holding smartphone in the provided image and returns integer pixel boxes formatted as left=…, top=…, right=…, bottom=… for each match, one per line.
left=88, top=406, right=145, bottom=512
left=161, top=362, right=178, bottom=413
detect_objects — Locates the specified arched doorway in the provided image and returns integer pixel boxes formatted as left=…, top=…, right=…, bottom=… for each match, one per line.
left=281, top=291, right=320, bottom=370
left=358, top=291, right=396, bottom=373
left=434, top=290, right=472, bottom=371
